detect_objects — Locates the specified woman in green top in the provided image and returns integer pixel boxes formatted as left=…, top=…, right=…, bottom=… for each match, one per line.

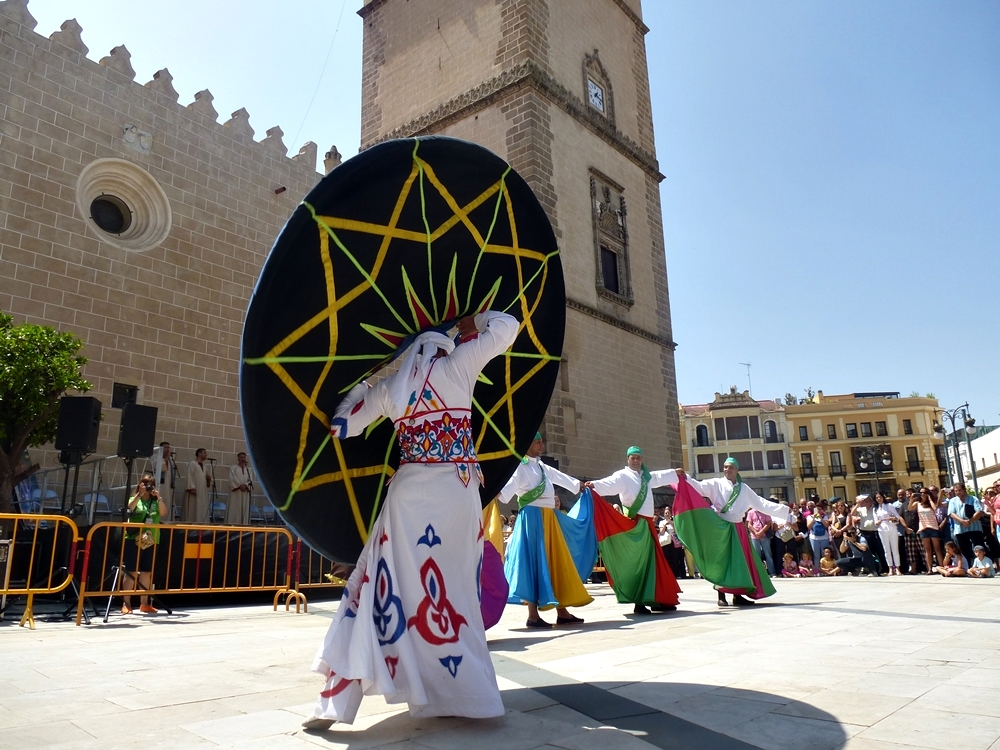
left=122, top=473, right=167, bottom=614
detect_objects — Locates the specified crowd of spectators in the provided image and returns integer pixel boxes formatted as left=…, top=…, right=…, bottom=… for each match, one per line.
left=729, top=481, right=999, bottom=579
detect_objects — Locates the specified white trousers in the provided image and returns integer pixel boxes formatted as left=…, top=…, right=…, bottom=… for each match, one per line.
left=878, top=526, right=901, bottom=567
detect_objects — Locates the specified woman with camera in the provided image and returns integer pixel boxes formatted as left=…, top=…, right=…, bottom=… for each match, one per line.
left=122, top=472, right=167, bottom=614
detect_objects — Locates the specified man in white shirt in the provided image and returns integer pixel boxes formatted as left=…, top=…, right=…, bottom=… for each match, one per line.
left=677, top=457, right=789, bottom=606
left=588, top=446, right=682, bottom=615
left=499, top=433, right=593, bottom=628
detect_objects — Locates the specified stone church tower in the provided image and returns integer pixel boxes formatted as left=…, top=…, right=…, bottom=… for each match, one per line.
left=358, top=0, right=681, bottom=476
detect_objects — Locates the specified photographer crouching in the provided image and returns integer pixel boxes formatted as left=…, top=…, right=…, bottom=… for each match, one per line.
left=122, top=472, right=167, bottom=615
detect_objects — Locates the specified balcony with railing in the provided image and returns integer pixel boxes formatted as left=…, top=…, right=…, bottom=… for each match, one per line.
left=800, top=466, right=818, bottom=479
left=906, top=460, right=925, bottom=474
left=763, top=433, right=785, bottom=444
left=829, top=464, right=847, bottom=477
left=692, top=438, right=714, bottom=448
left=853, top=462, right=894, bottom=475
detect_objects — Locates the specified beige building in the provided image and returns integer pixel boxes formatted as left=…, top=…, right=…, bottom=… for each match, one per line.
left=784, top=391, right=947, bottom=500
left=680, top=388, right=794, bottom=502
left=358, top=0, right=681, bottom=477
left=0, top=1, right=324, bottom=470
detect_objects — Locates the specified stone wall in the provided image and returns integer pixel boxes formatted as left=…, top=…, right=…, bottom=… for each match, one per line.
left=358, top=0, right=681, bottom=473
left=0, top=0, right=322, bottom=470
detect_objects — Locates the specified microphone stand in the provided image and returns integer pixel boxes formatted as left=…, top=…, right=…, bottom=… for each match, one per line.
left=206, top=458, right=218, bottom=523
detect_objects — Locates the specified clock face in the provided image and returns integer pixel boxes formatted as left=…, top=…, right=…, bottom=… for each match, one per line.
left=588, top=79, right=605, bottom=112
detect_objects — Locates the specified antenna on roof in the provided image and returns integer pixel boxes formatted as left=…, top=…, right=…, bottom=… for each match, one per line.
left=740, top=363, right=752, bottom=397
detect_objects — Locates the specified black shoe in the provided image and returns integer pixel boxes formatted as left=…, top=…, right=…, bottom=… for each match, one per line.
left=633, top=604, right=652, bottom=615
left=526, top=618, right=553, bottom=629
left=556, top=614, right=584, bottom=624
left=733, top=594, right=755, bottom=607
left=650, top=604, right=676, bottom=613
left=717, top=593, right=729, bottom=607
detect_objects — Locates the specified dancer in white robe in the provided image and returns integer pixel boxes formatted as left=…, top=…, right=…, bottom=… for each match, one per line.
left=588, top=448, right=682, bottom=615
left=499, top=434, right=594, bottom=628
left=677, top=458, right=790, bottom=606
left=305, top=311, right=517, bottom=728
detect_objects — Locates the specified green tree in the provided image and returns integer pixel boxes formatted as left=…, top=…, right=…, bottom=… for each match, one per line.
left=0, top=313, right=91, bottom=523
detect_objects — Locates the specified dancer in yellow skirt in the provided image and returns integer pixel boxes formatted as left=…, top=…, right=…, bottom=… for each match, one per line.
left=499, top=433, right=597, bottom=628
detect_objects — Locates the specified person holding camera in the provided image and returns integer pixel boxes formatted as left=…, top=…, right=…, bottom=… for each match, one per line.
left=835, top=527, right=879, bottom=576
left=122, top=472, right=167, bottom=614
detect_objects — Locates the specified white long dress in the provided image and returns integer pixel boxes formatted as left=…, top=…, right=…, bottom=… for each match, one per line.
left=311, top=311, right=517, bottom=724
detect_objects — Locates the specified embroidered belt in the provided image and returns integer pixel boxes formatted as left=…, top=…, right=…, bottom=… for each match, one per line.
left=396, top=410, right=482, bottom=487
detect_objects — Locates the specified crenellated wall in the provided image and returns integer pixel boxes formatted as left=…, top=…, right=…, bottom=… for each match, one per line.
left=0, top=0, right=331, bottom=470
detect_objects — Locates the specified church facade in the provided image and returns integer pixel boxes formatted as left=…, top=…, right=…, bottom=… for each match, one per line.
left=358, top=0, right=681, bottom=476
left=0, top=0, right=680, bottom=482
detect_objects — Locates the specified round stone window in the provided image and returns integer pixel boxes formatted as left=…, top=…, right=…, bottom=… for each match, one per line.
left=75, top=158, right=171, bottom=252
left=89, top=194, right=132, bottom=234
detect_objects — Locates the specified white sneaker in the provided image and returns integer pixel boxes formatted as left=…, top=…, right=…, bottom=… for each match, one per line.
left=302, top=716, right=336, bottom=731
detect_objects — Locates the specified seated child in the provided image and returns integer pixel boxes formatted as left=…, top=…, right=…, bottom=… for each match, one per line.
left=781, top=553, right=801, bottom=578
left=933, top=541, right=967, bottom=577
left=819, top=547, right=840, bottom=576
left=798, top=551, right=815, bottom=577
left=968, top=545, right=996, bottom=578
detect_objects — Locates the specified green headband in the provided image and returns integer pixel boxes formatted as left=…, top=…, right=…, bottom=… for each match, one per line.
left=627, top=446, right=642, bottom=456
left=724, top=457, right=739, bottom=470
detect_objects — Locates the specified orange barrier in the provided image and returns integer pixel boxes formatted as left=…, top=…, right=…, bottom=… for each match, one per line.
left=274, top=539, right=354, bottom=613
left=0, top=513, right=82, bottom=629
left=75, top=522, right=295, bottom=625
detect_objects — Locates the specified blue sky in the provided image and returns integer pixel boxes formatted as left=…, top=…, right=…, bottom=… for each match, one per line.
left=28, top=1, right=1000, bottom=424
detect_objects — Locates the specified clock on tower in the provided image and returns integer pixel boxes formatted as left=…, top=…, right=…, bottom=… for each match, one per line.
left=587, top=79, right=605, bottom=113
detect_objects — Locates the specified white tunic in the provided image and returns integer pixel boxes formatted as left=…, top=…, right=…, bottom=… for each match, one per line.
left=590, top=467, right=678, bottom=518
left=185, top=460, right=210, bottom=523
left=684, top=476, right=790, bottom=524
left=499, top=457, right=580, bottom=509
left=312, top=311, right=516, bottom=724
left=227, top=464, right=252, bottom=525
left=156, top=454, right=176, bottom=523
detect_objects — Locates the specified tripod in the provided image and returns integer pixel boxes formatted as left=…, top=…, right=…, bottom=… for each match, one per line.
left=206, top=458, right=220, bottom=523
left=103, top=549, right=173, bottom=622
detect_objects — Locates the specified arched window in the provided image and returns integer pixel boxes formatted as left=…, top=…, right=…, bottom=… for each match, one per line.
left=695, top=424, right=710, bottom=447
left=764, top=420, right=777, bottom=442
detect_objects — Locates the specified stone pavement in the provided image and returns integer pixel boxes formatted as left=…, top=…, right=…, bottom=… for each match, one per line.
left=3, top=575, right=1000, bottom=750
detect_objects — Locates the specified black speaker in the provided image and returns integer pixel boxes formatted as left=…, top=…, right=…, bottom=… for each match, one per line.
left=55, top=396, right=102, bottom=453
left=117, top=403, right=158, bottom=458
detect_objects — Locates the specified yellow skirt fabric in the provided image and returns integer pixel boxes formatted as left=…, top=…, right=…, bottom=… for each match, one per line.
left=540, top=507, right=593, bottom=609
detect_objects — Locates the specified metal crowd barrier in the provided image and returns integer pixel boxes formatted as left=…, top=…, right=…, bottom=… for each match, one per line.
left=274, top=539, right=353, bottom=613
left=0, top=513, right=82, bottom=629
left=75, top=522, right=295, bottom=625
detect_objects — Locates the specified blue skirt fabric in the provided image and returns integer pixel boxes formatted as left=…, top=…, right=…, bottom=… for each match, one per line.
left=557, top=490, right=598, bottom=582
left=503, top=493, right=598, bottom=608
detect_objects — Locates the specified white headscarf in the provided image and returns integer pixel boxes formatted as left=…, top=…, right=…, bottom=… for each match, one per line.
left=389, top=331, right=455, bottom=418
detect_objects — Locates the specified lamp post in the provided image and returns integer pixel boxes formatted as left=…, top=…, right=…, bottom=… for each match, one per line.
left=933, top=405, right=978, bottom=494
left=857, top=443, right=892, bottom=497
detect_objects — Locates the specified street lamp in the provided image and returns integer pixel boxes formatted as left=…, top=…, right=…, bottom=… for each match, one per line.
left=857, top=444, right=892, bottom=497
left=933, top=404, right=979, bottom=494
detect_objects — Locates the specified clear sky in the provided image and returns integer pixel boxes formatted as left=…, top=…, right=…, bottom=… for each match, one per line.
left=27, top=1, right=1000, bottom=425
